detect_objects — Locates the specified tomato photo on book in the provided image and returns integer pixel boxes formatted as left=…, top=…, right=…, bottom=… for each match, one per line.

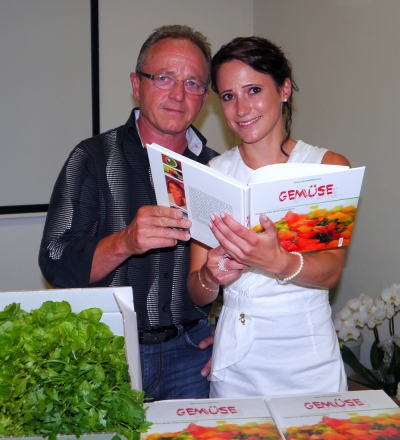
left=146, top=421, right=281, bottom=439
left=284, top=412, right=400, bottom=439
left=251, top=204, right=356, bottom=253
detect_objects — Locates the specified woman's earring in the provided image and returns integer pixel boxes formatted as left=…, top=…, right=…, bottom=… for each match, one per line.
left=282, top=98, right=288, bottom=115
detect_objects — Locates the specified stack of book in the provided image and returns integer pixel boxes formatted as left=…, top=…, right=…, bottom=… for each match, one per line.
left=142, top=390, right=400, bottom=439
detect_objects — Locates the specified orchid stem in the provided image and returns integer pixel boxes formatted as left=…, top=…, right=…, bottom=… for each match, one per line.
left=390, top=318, right=398, bottom=393
left=390, top=317, right=395, bottom=337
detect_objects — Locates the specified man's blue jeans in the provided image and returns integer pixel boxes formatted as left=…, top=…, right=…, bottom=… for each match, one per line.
left=139, top=319, right=212, bottom=401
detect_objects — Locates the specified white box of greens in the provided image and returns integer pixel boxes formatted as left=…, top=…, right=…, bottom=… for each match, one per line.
left=0, top=286, right=142, bottom=440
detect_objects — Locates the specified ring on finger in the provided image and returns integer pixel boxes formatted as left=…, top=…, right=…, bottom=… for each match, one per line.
left=218, top=257, right=229, bottom=272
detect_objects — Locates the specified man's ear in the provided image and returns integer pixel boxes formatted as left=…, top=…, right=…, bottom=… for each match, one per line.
left=130, top=72, right=140, bottom=101
left=201, top=89, right=210, bottom=106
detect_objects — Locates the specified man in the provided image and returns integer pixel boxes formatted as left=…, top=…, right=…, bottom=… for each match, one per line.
left=39, top=25, right=219, bottom=400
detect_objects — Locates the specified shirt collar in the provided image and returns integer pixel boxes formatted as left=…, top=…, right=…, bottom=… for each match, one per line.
left=133, top=109, right=203, bottom=156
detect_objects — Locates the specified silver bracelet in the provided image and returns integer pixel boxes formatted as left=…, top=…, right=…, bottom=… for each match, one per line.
left=198, top=267, right=219, bottom=292
left=275, top=251, right=304, bottom=284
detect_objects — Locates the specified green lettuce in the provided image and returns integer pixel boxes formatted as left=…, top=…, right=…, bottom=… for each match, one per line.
left=0, top=301, right=150, bottom=439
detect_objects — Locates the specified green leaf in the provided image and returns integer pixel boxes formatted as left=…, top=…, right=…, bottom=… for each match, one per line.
left=341, top=345, right=384, bottom=387
left=88, top=407, right=99, bottom=430
left=13, top=375, right=30, bottom=397
left=0, top=303, right=20, bottom=322
left=93, top=364, right=106, bottom=384
left=112, top=335, right=125, bottom=350
left=370, top=339, right=383, bottom=370
left=31, top=301, right=71, bottom=325
left=77, top=308, right=103, bottom=324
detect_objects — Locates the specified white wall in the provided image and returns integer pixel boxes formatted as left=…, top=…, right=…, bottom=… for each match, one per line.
left=0, top=0, right=91, bottom=292
left=0, top=214, right=49, bottom=291
left=0, top=1, right=252, bottom=292
left=0, top=0, right=92, bottom=207
left=254, top=0, right=400, bottom=367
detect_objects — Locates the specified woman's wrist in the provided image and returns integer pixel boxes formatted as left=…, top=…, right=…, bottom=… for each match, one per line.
left=198, top=265, right=219, bottom=292
left=275, top=251, right=304, bottom=284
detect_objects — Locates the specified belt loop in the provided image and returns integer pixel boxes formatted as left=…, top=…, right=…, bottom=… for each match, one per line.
left=175, top=322, right=184, bottom=337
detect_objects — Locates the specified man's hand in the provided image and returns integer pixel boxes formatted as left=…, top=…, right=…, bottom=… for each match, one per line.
left=121, top=205, right=192, bottom=255
left=90, top=205, right=191, bottom=283
left=199, top=333, right=214, bottom=377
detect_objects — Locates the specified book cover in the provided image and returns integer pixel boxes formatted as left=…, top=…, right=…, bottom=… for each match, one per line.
left=248, top=165, right=365, bottom=253
left=147, top=142, right=365, bottom=252
left=142, top=396, right=282, bottom=439
left=265, top=389, right=400, bottom=440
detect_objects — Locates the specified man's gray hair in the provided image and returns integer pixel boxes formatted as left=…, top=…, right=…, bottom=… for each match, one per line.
left=136, top=24, right=212, bottom=85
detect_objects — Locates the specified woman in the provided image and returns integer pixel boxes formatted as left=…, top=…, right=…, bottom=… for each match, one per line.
left=187, top=37, right=349, bottom=398
left=167, top=179, right=187, bottom=208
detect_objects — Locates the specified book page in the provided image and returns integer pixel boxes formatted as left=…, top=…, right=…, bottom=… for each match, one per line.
left=187, top=186, right=233, bottom=226
left=147, top=143, right=248, bottom=248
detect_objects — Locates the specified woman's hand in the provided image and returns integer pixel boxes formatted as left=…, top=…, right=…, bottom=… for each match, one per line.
left=205, top=245, right=248, bottom=286
left=187, top=239, right=248, bottom=307
left=209, top=212, right=346, bottom=288
left=209, top=212, right=285, bottom=273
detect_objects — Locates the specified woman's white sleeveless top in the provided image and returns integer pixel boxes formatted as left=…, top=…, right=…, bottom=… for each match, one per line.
left=207, top=141, right=347, bottom=397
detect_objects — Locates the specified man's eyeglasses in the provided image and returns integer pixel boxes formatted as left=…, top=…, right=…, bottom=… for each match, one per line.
left=136, top=71, right=207, bottom=96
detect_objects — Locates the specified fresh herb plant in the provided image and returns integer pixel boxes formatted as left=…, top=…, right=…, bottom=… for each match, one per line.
left=0, top=301, right=150, bottom=439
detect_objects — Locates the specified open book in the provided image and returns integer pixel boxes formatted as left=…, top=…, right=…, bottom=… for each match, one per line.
left=265, top=389, right=400, bottom=439
left=147, top=142, right=365, bottom=251
left=141, top=396, right=281, bottom=439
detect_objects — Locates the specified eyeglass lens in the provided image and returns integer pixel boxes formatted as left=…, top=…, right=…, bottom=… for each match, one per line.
left=154, top=75, right=205, bottom=95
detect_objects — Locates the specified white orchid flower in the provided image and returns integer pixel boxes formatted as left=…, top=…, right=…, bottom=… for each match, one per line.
left=334, top=307, right=353, bottom=331
left=375, top=298, right=384, bottom=308
left=346, top=297, right=362, bottom=312
left=335, top=306, right=352, bottom=320
left=383, top=301, right=395, bottom=319
left=359, top=293, right=375, bottom=312
left=336, top=285, right=400, bottom=345
left=333, top=317, right=343, bottom=332
left=367, top=302, right=387, bottom=329
left=337, top=324, right=361, bottom=341
left=352, top=309, right=369, bottom=328
left=366, top=309, right=377, bottom=328
left=334, top=306, right=366, bottom=342
left=381, top=284, right=400, bottom=307
left=376, top=297, right=395, bottom=319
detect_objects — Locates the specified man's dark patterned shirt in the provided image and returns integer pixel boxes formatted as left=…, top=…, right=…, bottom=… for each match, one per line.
left=39, top=108, right=219, bottom=329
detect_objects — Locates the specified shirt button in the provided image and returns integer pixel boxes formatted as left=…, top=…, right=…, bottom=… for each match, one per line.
left=162, top=305, right=168, bottom=312
left=164, top=272, right=169, bottom=279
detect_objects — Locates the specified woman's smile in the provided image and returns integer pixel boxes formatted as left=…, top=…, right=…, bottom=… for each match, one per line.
left=237, top=116, right=261, bottom=127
